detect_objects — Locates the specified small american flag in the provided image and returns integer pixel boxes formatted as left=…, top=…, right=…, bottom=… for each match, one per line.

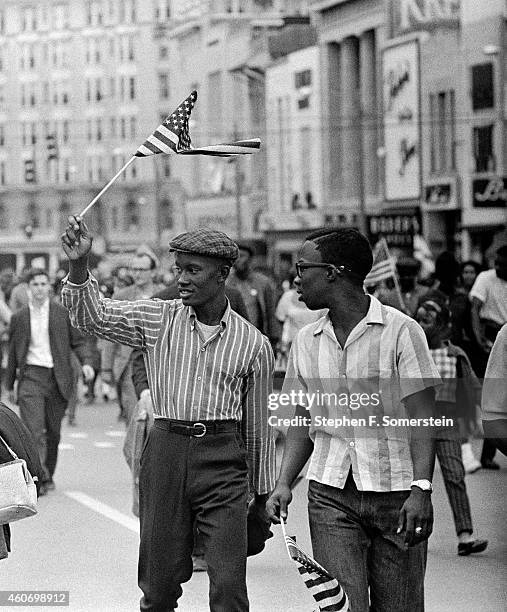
left=281, top=520, right=349, bottom=611
left=364, top=237, right=397, bottom=286
left=135, top=91, right=197, bottom=157
left=134, top=90, right=260, bottom=158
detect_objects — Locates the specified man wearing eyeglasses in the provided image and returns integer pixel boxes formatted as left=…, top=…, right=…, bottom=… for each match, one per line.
left=101, top=251, right=158, bottom=425
left=267, top=228, right=441, bottom=612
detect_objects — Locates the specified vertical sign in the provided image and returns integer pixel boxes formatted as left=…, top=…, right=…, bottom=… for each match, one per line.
left=383, top=40, right=421, bottom=201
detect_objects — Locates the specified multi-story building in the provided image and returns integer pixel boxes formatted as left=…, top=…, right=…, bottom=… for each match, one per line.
left=156, top=0, right=311, bottom=258
left=0, top=0, right=185, bottom=274
left=291, top=0, right=506, bottom=264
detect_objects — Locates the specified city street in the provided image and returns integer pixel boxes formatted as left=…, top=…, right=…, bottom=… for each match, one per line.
left=1, top=397, right=506, bottom=612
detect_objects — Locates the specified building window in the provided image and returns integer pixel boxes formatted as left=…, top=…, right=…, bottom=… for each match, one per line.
left=130, top=116, right=136, bottom=139
left=471, top=63, right=494, bottom=111
left=87, top=119, right=92, bottom=142
left=125, top=198, right=139, bottom=230
left=208, top=71, right=222, bottom=137
left=110, top=117, right=116, bottom=137
left=96, top=78, right=103, bottom=101
left=96, top=118, right=102, bottom=141
left=160, top=198, right=173, bottom=229
left=53, top=4, right=69, bottom=30
left=129, top=77, right=135, bottom=100
left=21, top=7, right=37, bottom=32
left=0, top=203, right=6, bottom=229
left=163, top=157, right=171, bottom=178
left=158, top=73, right=169, bottom=100
left=0, top=125, right=4, bottom=147
left=159, top=45, right=168, bottom=60
left=429, top=89, right=456, bottom=173
left=473, top=125, right=495, bottom=172
left=295, top=69, right=312, bottom=89
left=27, top=201, right=40, bottom=229
left=0, top=162, right=5, bottom=186
left=155, top=0, right=171, bottom=21
left=63, top=120, right=69, bottom=143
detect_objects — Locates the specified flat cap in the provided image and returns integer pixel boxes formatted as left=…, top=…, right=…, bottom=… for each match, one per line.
left=169, top=228, right=239, bottom=263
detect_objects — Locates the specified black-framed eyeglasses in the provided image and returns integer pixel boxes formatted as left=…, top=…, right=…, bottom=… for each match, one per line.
left=295, top=262, right=351, bottom=277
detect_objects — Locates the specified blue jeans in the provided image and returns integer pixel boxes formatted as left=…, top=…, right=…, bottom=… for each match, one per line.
left=308, top=473, right=427, bottom=612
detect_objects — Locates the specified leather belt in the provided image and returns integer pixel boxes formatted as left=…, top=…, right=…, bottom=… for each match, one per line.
left=154, top=418, right=240, bottom=438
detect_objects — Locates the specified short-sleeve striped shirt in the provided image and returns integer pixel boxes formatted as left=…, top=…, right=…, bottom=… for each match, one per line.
left=61, top=274, right=276, bottom=494
left=282, top=295, right=441, bottom=492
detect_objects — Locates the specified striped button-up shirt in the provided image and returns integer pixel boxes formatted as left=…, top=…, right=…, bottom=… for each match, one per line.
left=61, top=274, right=275, bottom=494
left=282, top=295, right=440, bottom=492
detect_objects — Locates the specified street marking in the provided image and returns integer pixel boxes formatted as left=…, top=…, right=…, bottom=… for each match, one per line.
left=93, top=441, right=115, bottom=448
left=65, top=491, right=139, bottom=534
left=68, top=432, right=89, bottom=439
left=58, top=443, right=75, bottom=450
left=105, top=430, right=125, bottom=438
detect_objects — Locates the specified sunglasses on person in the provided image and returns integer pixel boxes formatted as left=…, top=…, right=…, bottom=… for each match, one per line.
left=295, top=262, right=352, bottom=277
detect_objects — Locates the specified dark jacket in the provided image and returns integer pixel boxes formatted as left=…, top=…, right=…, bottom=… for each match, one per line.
left=5, top=300, right=93, bottom=400
left=0, top=402, right=45, bottom=554
left=130, top=284, right=250, bottom=398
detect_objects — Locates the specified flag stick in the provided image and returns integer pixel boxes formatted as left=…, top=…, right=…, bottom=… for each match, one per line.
left=79, top=156, right=136, bottom=217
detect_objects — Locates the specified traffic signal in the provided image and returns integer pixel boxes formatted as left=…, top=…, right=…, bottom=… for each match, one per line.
left=24, top=158, right=36, bottom=183
left=46, top=133, right=58, bottom=161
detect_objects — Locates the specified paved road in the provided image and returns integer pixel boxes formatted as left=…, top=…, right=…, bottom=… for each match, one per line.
left=1, top=398, right=506, bottom=611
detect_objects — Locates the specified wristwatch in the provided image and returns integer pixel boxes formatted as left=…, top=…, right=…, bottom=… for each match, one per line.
left=410, top=479, right=433, bottom=493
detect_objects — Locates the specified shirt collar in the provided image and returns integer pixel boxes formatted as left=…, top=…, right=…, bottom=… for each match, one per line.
left=188, top=298, right=231, bottom=336
left=313, top=295, right=385, bottom=336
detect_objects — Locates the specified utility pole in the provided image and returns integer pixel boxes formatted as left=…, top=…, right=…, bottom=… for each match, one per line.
left=233, top=125, right=243, bottom=240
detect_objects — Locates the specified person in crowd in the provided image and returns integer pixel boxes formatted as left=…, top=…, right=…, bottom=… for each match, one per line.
left=481, top=324, right=507, bottom=457
left=469, top=245, right=507, bottom=469
left=61, top=218, right=275, bottom=612
left=423, top=253, right=482, bottom=473
left=267, top=228, right=440, bottom=612
left=228, top=244, right=280, bottom=349
left=377, top=256, right=428, bottom=316
left=8, top=268, right=30, bottom=313
left=460, top=260, right=482, bottom=293
left=126, top=272, right=249, bottom=573
left=415, top=299, right=488, bottom=555
left=5, top=269, right=94, bottom=495
left=0, top=288, right=11, bottom=393
left=101, top=251, right=158, bottom=424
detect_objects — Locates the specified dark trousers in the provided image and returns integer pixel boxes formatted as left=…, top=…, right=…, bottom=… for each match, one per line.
left=18, top=365, right=67, bottom=481
left=436, top=439, right=473, bottom=535
left=138, top=421, right=249, bottom=612
left=308, top=473, right=427, bottom=612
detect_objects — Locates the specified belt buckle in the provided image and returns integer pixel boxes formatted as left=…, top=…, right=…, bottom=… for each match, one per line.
left=192, top=422, right=206, bottom=438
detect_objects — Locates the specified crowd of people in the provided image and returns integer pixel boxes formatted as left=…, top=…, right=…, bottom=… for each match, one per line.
left=0, top=221, right=505, bottom=611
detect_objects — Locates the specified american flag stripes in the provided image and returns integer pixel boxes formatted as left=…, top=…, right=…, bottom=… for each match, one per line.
left=281, top=520, right=349, bottom=611
left=135, top=91, right=197, bottom=157
left=364, top=237, right=397, bottom=285
left=178, top=138, right=261, bottom=157
left=134, top=90, right=260, bottom=158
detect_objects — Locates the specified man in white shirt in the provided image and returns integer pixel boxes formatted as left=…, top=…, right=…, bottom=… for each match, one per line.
left=470, top=245, right=507, bottom=358
left=470, top=245, right=507, bottom=469
left=5, top=269, right=94, bottom=494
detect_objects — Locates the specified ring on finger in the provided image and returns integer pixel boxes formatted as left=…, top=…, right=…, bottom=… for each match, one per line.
left=415, top=526, right=423, bottom=534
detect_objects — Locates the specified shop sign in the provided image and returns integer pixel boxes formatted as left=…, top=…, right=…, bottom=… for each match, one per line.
left=389, top=0, right=460, bottom=38
left=424, top=183, right=452, bottom=205
left=383, top=40, right=421, bottom=201
left=368, top=211, right=421, bottom=248
left=472, top=177, right=507, bottom=208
